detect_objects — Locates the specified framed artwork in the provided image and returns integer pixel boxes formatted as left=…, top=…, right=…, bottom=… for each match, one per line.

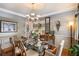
left=45, top=17, right=50, bottom=33
left=0, top=20, right=17, bottom=32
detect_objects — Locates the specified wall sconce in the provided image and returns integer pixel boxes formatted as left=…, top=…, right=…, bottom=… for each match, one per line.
left=69, top=21, right=74, bottom=27
left=56, top=20, right=61, bottom=31
left=69, top=21, right=74, bottom=48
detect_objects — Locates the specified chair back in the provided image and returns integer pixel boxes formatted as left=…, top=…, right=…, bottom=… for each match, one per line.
left=19, top=40, right=27, bottom=56
left=56, top=40, right=65, bottom=56
left=9, top=37, right=16, bottom=55
left=0, top=41, right=2, bottom=56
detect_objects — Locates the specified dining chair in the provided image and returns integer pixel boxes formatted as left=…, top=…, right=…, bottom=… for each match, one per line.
left=10, top=38, right=26, bottom=56
left=44, top=40, right=65, bottom=56
left=0, top=43, right=2, bottom=56
left=56, top=40, right=65, bottom=56
left=18, top=40, right=27, bottom=56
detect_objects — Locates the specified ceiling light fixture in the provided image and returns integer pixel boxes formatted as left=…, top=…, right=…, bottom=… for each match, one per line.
left=26, top=3, right=40, bottom=22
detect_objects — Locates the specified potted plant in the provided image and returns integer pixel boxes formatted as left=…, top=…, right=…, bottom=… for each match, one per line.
left=69, top=44, right=79, bottom=56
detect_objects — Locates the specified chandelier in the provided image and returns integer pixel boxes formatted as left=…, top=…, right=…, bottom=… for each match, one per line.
left=26, top=3, right=40, bottom=21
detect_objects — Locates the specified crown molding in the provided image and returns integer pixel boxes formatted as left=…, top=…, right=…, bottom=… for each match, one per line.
left=0, top=8, right=77, bottom=18
left=0, top=8, right=25, bottom=18
left=40, top=9, right=77, bottom=17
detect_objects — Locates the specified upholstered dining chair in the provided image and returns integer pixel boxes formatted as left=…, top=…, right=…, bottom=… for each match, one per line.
left=56, top=40, right=65, bottom=56
left=9, top=37, right=16, bottom=55
left=0, top=43, right=2, bottom=56
left=10, top=37, right=27, bottom=56
left=44, top=40, right=65, bottom=56
left=18, top=40, right=27, bottom=56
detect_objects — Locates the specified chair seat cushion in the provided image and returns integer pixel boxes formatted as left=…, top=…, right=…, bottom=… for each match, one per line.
left=15, top=47, right=21, bottom=54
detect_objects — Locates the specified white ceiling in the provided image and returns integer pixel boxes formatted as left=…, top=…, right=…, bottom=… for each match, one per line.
left=0, top=3, right=77, bottom=18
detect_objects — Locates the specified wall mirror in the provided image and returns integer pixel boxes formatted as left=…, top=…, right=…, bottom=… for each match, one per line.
left=0, top=20, right=17, bottom=32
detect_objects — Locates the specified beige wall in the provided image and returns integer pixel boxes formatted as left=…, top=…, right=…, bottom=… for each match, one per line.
left=0, top=17, right=25, bottom=38
left=50, top=10, right=76, bottom=48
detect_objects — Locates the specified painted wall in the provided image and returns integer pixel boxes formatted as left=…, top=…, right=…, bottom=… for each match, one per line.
left=0, top=12, right=25, bottom=37
left=0, top=12, right=25, bottom=48
left=50, top=10, right=76, bottom=48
